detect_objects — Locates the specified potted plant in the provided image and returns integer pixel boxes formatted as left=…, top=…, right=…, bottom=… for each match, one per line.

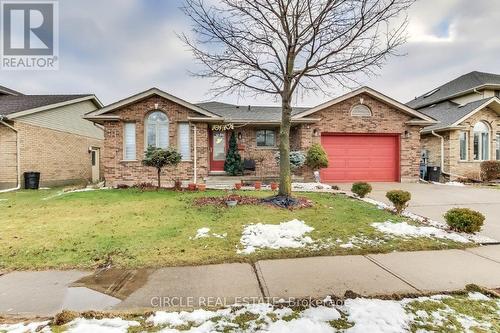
left=188, top=183, right=197, bottom=191
left=250, top=150, right=267, bottom=190
left=225, top=193, right=239, bottom=207
left=270, top=182, right=278, bottom=190
left=197, top=183, right=206, bottom=192
left=234, top=182, right=242, bottom=190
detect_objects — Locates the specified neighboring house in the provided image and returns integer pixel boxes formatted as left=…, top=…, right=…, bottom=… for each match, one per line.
left=0, top=85, right=104, bottom=190
left=84, top=87, right=435, bottom=186
left=408, top=71, right=500, bottom=180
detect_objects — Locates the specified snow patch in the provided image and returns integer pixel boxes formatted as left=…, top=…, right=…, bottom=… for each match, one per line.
left=237, top=219, right=314, bottom=254
left=65, top=318, right=140, bottom=333
left=343, top=298, right=411, bottom=333
left=468, top=292, right=491, bottom=301
left=291, top=182, right=333, bottom=192
left=372, top=221, right=470, bottom=243
left=193, top=227, right=210, bottom=239
left=432, top=181, right=466, bottom=187
left=0, top=321, right=50, bottom=333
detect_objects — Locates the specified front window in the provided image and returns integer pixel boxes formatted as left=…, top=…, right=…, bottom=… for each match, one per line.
left=473, top=121, right=489, bottom=161
left=146, top=111, right=169, bottom=148
left=496, top=133, right=500, bottom=160
left=459, top=131, right=467, bottom=161
left=256, top=129, right=276, bottom=147
left=124, top=123, right=136, bottom=160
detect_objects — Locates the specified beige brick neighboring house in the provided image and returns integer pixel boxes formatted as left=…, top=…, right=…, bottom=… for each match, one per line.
left=85, top=87, right=435, bottom=186
left=408, top=71, right=500, bottom=180
left=0, top=85, right=104, bottom=190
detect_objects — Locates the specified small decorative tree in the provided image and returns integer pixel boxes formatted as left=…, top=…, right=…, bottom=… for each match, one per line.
left=143, top=146, right=182, bottom=189
left=305, top=144, right=329, bottom=171
left=224, top=131, right=243, bottom=176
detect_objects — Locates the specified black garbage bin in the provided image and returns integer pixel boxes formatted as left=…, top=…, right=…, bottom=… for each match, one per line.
left=426, top=166, right=441, bottom=182
left=24, top=172, right=40, bottom=189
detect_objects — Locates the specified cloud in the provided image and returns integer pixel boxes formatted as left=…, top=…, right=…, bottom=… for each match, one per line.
left=0, top=0, right=499, bottom=107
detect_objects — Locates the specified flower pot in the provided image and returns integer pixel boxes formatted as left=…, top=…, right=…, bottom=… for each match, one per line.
left=254, top=181, right=262, bottom=190
left=197, top=184, right=206, bottom=192
left=226, top=200, right=238, bottom=207
left=270, top=182, right=278, bottom=191
left=234, top=183, right=242, bottom=190
left=188, top=183, right=197, bottom=191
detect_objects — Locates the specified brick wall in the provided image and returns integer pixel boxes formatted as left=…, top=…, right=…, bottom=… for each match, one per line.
left=296, top=94, right=423, bottom=182
left=102, top=96, right=209, bottom=187
left=422, top=107, right=500, bottom=180
left=0, top=121, right=103, bottom=189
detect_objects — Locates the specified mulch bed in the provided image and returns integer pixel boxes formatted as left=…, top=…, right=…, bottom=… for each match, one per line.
left=193, top=194, right=313, bottom=210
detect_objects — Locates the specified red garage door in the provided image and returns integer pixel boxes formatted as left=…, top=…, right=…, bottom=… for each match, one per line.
left=320, top=134, right=400, bottom=182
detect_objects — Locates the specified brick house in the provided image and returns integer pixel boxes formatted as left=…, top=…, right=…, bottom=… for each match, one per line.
left=0, top=85, right=104, bottom=190
left=408, top=71, right=500, bottom=180
left=85, top=87, right=435, bottom=187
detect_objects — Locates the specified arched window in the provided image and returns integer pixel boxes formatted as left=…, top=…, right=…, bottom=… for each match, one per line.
left=473, top=121, right=489, bottom=161
left=351, top=104, right=372, bottom=117
left=146, top=111, right=169, bottom=148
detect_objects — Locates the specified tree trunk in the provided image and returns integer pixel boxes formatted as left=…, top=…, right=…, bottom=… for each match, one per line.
left=278, top=91, right=292, bottom=197
left=157, top=168, right=161, bottom=189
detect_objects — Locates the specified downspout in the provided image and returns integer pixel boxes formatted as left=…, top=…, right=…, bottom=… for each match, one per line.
left=431, top=130, right=469, bottom=180
left=193, top=124, right=197, bottom=184
left=0, top=116, right=21, bottom=192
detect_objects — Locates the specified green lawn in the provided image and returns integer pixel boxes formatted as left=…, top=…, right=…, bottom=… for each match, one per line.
left=0, top=188, right=469, bottom=270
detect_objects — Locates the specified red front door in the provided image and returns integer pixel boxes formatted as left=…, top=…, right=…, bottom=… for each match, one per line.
left=209, top=130, right=227, bottom=171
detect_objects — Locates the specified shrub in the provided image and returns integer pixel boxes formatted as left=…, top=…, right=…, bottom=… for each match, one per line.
left=305, top=144, right=329, bottom=170
left=224, top=131, right=243, bottom=176
left=351, top=182, right=372, bottom=198
left=444, top=208, right=485, bottom=233
left=274, top=151, right=306, bottom=170
left=480, top=161, right=500, bottom=181
left=386, top=190, right=411, bottom=214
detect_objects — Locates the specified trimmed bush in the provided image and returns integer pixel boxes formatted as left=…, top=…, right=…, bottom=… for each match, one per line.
left=305, top=144, right=329, bottom=170
left=351, top=182, right=372, bottom=198
left=386, top=190, right=411, bottom=214
left=274, top=151, right=306, bottom=170
left=444, top=208, right=485, bottom=233
left=480, top=161, right=500, bottom=181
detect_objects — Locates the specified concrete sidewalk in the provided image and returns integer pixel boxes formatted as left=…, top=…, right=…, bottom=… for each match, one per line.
left=1, top=246, right=500, bottom=317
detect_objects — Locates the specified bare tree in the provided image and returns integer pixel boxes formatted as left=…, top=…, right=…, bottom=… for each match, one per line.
left=181, top=0, right=414, bottom=197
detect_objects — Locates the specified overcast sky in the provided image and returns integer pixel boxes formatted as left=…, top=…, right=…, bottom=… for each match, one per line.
left=1, top=0, right=499, bottom=107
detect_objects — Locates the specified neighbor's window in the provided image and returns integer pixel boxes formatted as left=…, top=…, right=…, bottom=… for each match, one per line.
left=256, top=129, right=276, bottom=147
left=178, top=123, right=191, bottom=160
left=351, top=104, right=372, bottom=117
left=124, top=123, right=136, bottom=160
left=459, top=131, right=468, bottom=161
left=146, top=111, right=169, bottom=148
left=496, top=133, right=500, bottom=160
left=473, top=121, right=489, bottom=161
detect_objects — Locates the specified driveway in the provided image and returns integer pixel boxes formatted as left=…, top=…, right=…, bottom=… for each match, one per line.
left=335, top=182, right=500, bottom=240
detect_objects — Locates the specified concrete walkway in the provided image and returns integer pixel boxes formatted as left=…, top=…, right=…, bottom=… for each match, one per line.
left=335, top=182, right=500, bottom=240
left=1, top=245, right=500, bottom=317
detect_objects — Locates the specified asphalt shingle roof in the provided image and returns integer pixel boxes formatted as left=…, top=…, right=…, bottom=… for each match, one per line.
left=0, top=85, right=22, bottom=96
left=196, top=101, right=310, bottom=122
left=407, top=71, right=500, bottom=109
left=0, top=94, right=92, bottom=116
left=419, top=97, right=494, bottom=132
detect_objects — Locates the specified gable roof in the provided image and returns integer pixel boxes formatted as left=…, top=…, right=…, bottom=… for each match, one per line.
left=196, top=101, right=309, bottom=122
left=408, top=71, right=500, bottom=109
left=292, top=86, right=436, bottom=123
left=420, top=97, right=500, bottom=133
left=85, top=88, right=222, bottom=121
left=0, top=94, right=102, bottom=118
left=0, top=84, right=22, bottom=96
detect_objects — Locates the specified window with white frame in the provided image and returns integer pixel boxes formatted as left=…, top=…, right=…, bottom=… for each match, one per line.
left=351, top=104, right=372, bottom=117
left=256, top=129, right=276, bottom=147
left=459, top=131, right=468, bottom=161
left=178, top=123, right=191, bottom=160
left=496, top=133, right=500, bottom=160
left=146, top=111, right=169, bottom=148
left=473, top=121, right=490, bottom=161
left=124, top=123, right=136, bottom=160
